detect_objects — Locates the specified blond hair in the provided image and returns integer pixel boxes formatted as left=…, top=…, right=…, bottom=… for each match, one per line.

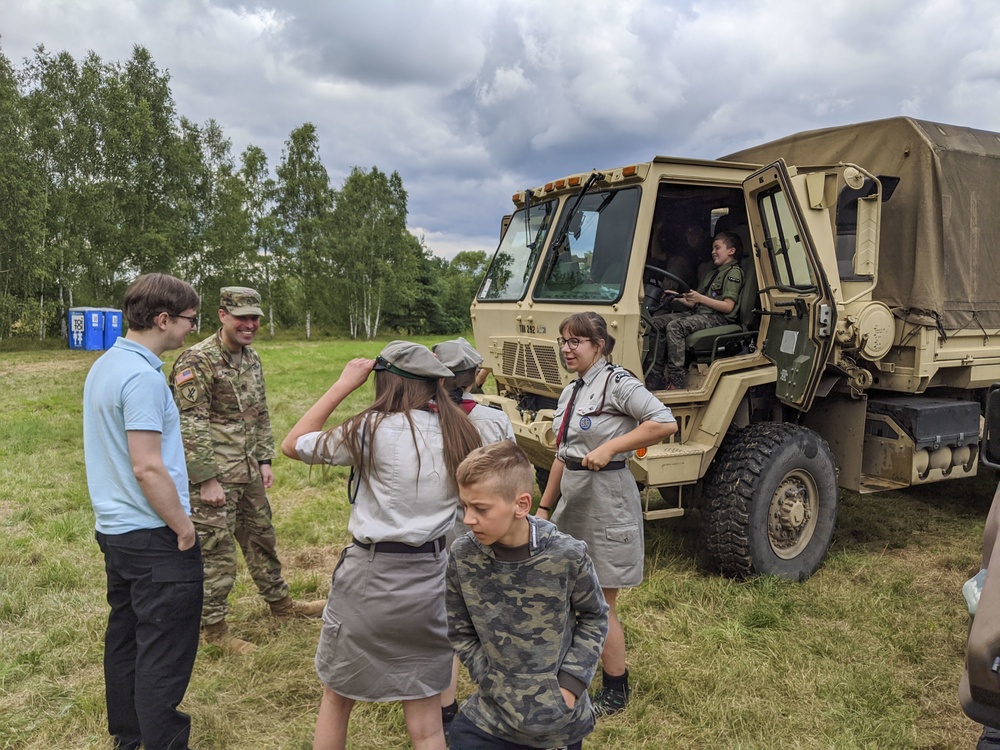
left=456, top=441, right=534, bottom=501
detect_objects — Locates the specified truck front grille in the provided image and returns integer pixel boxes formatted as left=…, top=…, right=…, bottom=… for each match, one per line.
left=500, top=340, right=564, bottom=395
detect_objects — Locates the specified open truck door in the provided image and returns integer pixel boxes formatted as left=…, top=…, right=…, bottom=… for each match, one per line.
left=743, top=160, right=837, bottom=412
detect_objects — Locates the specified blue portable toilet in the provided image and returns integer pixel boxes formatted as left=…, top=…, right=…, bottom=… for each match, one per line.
left=68, top=307, right=104, bottom=351
left=102, top=308, right=123, bottom=349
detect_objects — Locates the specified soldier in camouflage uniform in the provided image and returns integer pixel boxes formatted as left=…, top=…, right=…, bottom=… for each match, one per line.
left=447, top=441, right=609, bottom=749
left=648, top=231, right=744, bottom=390
left=171, top=286, right=323, bottom=655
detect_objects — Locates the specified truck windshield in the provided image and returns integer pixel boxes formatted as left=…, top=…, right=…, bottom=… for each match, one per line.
left=534, top=187, right=640, bottom=301
left=477, top=200, right=557, bottom=301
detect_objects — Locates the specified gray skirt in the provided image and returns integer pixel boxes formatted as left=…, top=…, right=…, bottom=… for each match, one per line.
left=315, top=543, right=452, bottom=702
left=551, top=467, right=644, bottom=588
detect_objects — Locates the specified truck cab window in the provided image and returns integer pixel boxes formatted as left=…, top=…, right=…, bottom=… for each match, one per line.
left=757, top=185, right=815, bottom=288
left=835, top=178, right=879, bottom=281
left=534, top=187, right=640, bottom=302
left=478, top=200, right=557, bottom=301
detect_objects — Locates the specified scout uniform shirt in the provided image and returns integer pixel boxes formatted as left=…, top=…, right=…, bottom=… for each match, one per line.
left=553, top=358, right=675, bottom=463
left=171, top=330, right=275, bottom=485
left=293, top=410, right=458, bottom=546
left=694, top=258, right=743, bottom=322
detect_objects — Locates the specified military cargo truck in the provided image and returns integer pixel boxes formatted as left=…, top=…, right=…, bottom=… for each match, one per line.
left=471, top=117, right=1000, bottom=580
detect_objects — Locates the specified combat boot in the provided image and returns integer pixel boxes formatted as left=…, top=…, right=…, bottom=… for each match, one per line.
left=202, top=621, right=257, bottom=655
left=269, top=595, right=325, bottom=620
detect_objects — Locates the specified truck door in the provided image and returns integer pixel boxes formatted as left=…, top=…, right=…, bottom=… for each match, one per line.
left=743, top=160, right=837, bottom=412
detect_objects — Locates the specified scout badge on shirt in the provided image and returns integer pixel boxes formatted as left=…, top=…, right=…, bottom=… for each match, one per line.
left=579, top=416, right=592, bottom=430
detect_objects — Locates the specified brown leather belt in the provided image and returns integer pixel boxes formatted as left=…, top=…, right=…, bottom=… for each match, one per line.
left=563, top=459, right=627, bottom=472
left=352, top=536, right=446, bottom=554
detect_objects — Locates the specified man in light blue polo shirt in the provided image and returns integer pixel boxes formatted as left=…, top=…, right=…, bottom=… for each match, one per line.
left=83, top=273, right=203, bottom=750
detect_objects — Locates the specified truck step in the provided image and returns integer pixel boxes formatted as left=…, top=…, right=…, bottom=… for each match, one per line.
left=858, top=475, right=910, bottom=494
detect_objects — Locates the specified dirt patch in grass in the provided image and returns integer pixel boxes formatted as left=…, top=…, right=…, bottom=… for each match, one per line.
left=283, top=545, right=343, bottom=572
left=0, top=355, right=95, bottom=377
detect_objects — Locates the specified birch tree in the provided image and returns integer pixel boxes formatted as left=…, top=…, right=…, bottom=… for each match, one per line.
left=240, top=145, right=280, bottom=336
left=330, top=167, right=414, bottom=339
left=274, top=123, right=333, bottom=339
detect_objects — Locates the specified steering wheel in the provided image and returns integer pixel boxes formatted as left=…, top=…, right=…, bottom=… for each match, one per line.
left=644, top=264, right=691, bottom=294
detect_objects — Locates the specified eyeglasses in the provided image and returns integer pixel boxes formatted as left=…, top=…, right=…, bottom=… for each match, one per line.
left=170, top=314, right=198, bottom=326
left=557, top=337, right=586, bottom=350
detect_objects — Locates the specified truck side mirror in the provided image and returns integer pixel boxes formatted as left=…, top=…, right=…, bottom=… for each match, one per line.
left=984, top=383, right=1000, bottom=468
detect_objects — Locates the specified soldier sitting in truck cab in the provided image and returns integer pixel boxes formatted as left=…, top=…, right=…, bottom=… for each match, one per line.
left=645, top=231, right=744, bottom=390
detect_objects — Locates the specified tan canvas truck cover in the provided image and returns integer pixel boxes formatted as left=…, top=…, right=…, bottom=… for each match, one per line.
left=723, top=117, right=1000, bottom=330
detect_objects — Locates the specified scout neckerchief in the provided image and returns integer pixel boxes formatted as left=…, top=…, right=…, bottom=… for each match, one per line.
left=555, top=378, right=585, bottom=448
left=426, top=398, right=477, bottom=415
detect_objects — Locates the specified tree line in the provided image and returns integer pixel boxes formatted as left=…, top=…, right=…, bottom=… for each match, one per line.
left=0, top=43, right=489, bottom=341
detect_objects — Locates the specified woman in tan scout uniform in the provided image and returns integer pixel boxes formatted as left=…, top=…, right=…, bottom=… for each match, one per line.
left=537, top=312, right=676, bottom=717
left=281, top=341, right=481, bottom=750
left=171, top=286, right=323, bottom=654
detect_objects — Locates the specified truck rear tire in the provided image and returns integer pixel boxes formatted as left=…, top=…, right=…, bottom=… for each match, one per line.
left=703, top=422, right=838, bottom=581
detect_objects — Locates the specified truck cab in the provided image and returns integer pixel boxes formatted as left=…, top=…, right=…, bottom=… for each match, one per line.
left=472, top=118, right=1000, bottom=580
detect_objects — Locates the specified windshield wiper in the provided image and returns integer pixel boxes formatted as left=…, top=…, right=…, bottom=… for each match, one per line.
left=543, top=171, right=604, bottom=279
left=523, top=187, right=535, bottom=250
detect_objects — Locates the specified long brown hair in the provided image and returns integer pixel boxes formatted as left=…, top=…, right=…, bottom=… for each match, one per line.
left=322, top=369, right=481, bottom=488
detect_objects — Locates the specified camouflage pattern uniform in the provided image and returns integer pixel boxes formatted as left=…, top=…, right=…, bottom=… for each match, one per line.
left=651, top=258, right=744, bottom=384
left=446, top=516, right=609, bottom=748
left=171, top=325, right=287, bottom=627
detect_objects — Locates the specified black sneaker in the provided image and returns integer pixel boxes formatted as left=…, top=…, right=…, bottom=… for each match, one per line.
left=644, top=370, right=667, bottom=390
left=592, top=685, right=630, bottom=717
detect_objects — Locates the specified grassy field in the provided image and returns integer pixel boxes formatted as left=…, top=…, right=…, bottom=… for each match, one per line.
left=0, top=336, right=992, bottom=748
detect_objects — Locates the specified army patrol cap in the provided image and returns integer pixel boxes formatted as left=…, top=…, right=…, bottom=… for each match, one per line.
left=375, top=340, right=453, bottom=380
left=220, top=286, right=264, bottom=316
left=432, top=337, right=483, bottom=374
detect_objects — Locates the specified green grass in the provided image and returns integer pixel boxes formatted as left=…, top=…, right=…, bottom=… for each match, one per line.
left=0, top=338, right=991, bottom=748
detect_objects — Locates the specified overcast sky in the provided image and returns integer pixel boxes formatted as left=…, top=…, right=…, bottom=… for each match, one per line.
left=5, top=0, right=1000, bottom=259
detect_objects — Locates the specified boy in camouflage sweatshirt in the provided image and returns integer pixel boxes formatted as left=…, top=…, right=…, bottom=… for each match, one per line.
left=446, top=442, right=609, bottom=749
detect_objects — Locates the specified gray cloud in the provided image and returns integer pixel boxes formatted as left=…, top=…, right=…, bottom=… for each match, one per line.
left=5, top=0, right=1000, bottom=259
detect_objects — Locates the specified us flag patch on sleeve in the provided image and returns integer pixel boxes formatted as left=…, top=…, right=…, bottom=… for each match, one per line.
left=175, top=368, right=195, bottom=385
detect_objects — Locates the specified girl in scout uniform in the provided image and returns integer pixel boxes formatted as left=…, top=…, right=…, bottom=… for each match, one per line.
left=281, top=341, right=481, bottom=750
left=536, top=312, right=677, bottom=717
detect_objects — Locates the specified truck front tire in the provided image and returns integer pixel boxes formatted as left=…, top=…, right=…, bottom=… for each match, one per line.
left=703, top=422, right=838, bottom=581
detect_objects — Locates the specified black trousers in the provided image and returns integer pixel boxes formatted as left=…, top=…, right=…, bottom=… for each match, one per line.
left=97, top=526, right=204, bottom=750
left=448, top=711, right=583, bottom=750
left=980, top=725, right=1000, bottom=749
